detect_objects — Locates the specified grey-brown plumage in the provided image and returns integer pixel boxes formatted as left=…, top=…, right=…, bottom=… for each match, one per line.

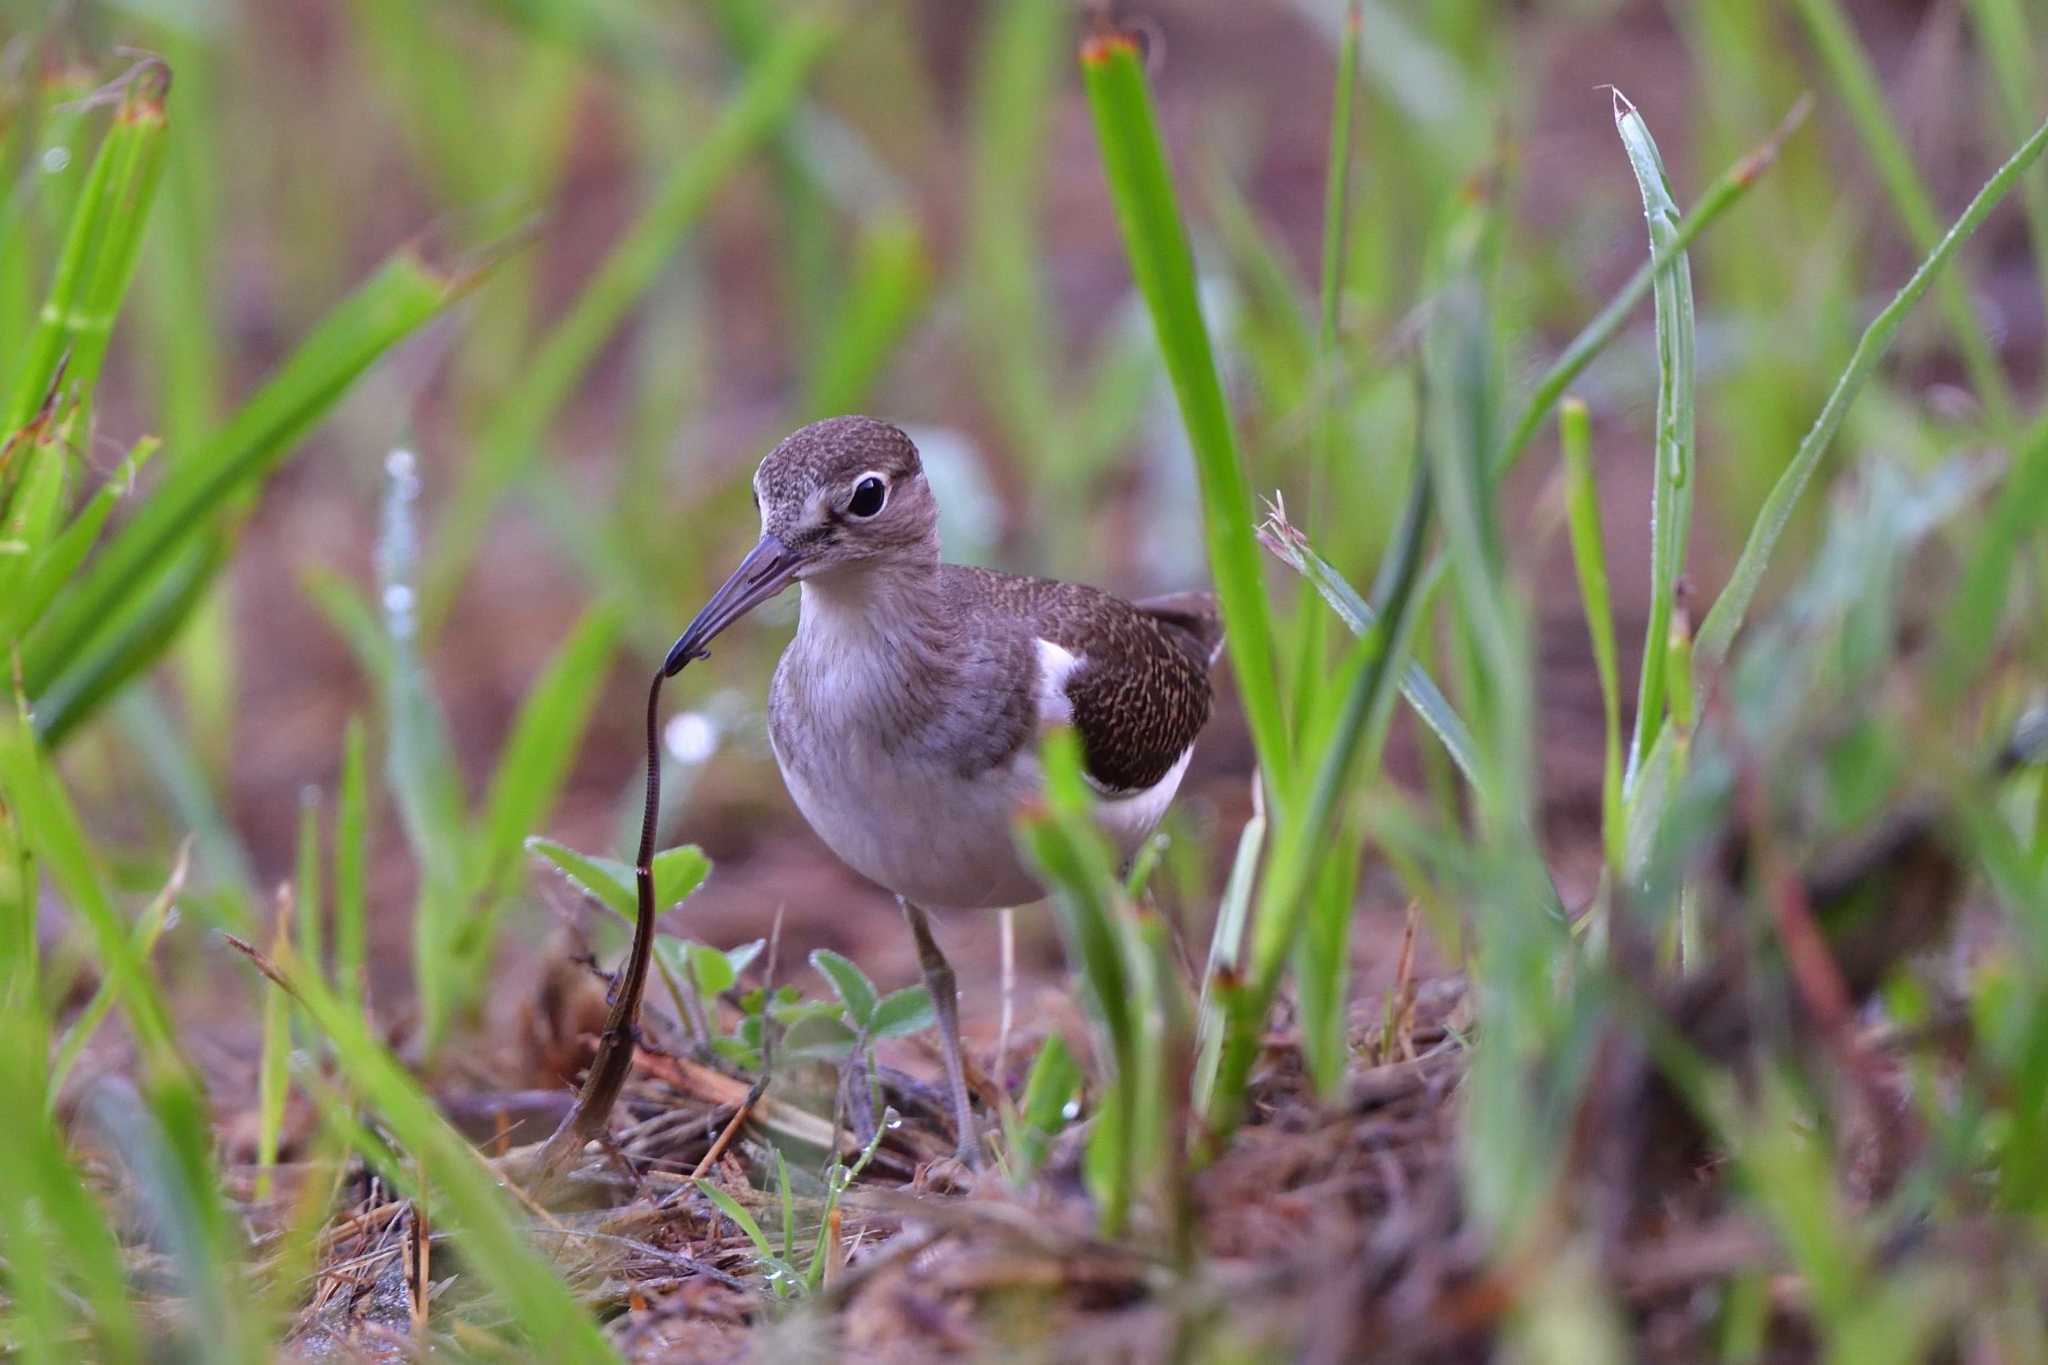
left=938, top=567, right=1216, bottom=792
left=664, top=414, right=1221, bottom=1161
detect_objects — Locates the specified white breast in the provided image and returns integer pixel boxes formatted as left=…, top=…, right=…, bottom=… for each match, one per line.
left=769, top=607, right=1192, bottom=911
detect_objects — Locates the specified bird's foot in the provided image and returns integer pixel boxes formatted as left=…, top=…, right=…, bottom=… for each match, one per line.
left=920, top=1153, right=980, bottom=1195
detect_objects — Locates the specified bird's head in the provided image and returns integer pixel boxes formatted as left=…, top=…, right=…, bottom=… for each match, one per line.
left=664, top=416, right=938, bottom=674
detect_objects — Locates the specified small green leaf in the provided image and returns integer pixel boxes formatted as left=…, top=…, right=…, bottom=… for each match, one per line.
left=725, top=937, right=766, bottom=979
left=768, top=998, right=845, bottom=1027
left=1006, top=1034, right=1082, bottom=1183
left=809, top=949, right=880, bottom=1030
left=869, top=985, right=936, bottom=1039
left=711, top=1037, right=762, bottom=1071
left=781, top=1013, right=858, bottom=1063
left=651, top=934, right=694, bottom=990
left=653, top=845, right=711, bottom=909
left=524, top=838, right=709, bottom=924
left=688, top=941, right=735, bottom=996
left=694, top=1180, right=772, bottom=1259
left=524, top=836, right=633, bottom=921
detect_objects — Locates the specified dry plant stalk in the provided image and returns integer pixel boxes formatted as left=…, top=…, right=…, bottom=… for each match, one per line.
left=533, top=664, right=675, bottom=1183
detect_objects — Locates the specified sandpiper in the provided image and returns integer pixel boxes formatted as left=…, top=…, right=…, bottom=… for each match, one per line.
left=662, top=415, right=1220, bottom=1162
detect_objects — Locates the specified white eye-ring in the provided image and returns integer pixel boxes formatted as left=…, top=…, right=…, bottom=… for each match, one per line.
left=848, top=471, right=888, bottom=518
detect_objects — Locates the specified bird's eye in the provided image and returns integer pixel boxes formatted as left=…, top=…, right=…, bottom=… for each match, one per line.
left=848, top=475, right=887, bottom=518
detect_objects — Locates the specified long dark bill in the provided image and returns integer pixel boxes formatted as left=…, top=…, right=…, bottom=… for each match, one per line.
left=662, top=534, right=802, bottom=675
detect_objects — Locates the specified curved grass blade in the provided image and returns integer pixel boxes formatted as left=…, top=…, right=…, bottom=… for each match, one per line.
left=1558, top=399, right=1623, bottom=877
left=22, top=250, right=471, bottom=709
left=1081, top=28, right=1293, bottom=813
left=1965, top=0, right=2048, bottom=342
left=1613, top=93, right=1697, bottom=790
left=4, top=62, right=171, bottom=433
left=421, top=15, right=837, bottom=632
left=798, top=208, right=932, bottom=421
left=475, top=604, right=623, bottom=898
left=1206, top=427, right=1435, bottom=1139
left=239, top=943, right=619, bottom=1360
left=1259, top=505, right=1478, bottom=786
left=1494, top=96, right=1809, bottom=481
left=1695, top=114, right=2048, bottom=678
left=1792, top=0, right=2017, bottom=433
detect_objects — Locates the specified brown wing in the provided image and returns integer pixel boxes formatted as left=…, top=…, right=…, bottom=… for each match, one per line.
left=1130, top=589, right=1224, bottom=667
left=947, top=568, right=1215, bottom=793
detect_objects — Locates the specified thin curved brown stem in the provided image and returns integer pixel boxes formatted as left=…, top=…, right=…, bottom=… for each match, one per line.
left=533, top=666, right=667, bottom=1181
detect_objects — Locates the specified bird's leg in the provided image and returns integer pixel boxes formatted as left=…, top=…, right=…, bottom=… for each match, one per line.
left=899, top=897, right=981, bottom=1167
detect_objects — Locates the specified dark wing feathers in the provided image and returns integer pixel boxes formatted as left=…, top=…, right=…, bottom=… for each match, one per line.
left=945, top=568, right=1217, bottom=793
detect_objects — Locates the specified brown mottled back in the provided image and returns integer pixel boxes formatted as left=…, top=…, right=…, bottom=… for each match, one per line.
left=943, top=566, right=1217, bottom=793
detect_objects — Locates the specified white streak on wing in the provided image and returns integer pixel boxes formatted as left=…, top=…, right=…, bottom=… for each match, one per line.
left=1033, top=634, right=1189, bottom=859
left=1033, top=637, right=1079, bottom=729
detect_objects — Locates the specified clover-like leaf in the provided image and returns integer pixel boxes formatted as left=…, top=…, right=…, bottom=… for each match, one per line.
left=524, top=837, right=632, bottom=919
left=809, top=949, right=879, bottom=1030
left=525, top=838, right=710, bottom=923
left=869, top=985, right=935, bottom=1039
left=781, top=1013, right=858, bottom=1064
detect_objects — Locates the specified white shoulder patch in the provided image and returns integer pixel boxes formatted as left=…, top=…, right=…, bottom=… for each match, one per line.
left=1033, top=637, right=1080, bottom=730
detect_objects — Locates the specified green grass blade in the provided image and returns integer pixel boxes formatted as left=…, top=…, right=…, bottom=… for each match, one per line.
left=255, top=894, right=292, bottom=1198
left=1792, top=0, right=2017, bottom=432
left=1613, top=94, right=1698, bottom=789
left=964, top=0, right=1065, bottom=451
left=1261, top=510, right=1479, bottom=786
left=1695, top=114, right=2048, bottom=679
left=253, top=946, right=619, bottom=1359
left=1965, top=0, right=2048, bottom=343
left=1017, top=728, right=1141, bottom=1233
left=0, top=1001, right=141, bottom=1362
left=4, top=64, right=170, bottom=431
left=0, top=438, right=157, bottom=644
left=108, top=684, right=256, bottom=914
left=48, top=843, right=183, bottom=1102
left=694, top=1179, right=773, bottom=1261
left=0, top=719, right=185, bottom=1073
left=1316, top=2, right=1364, bottom=396
left=295, top=788, right=324, bottom=982
left=1193, top=777, right=1264, bottom=1106
left=0, top=440, right=67, bottom=610
left=333, top=715, right=370, bottom=1007
left=1494, top=97, right=1808, bottom=481
left=798, top=208, right=932, bottom=420
left=1081, top=28, right=1293, bottom=812
left=22, top=250, right=469, bottom=706
left=34, top=533, right=230, bottom=747
left=474, top=604, right=622, bottom=898
left=373, top=449, right=471, bottom=1046
left=421, top=15, right=837, bottom=630
left=1207, top=422, right=1435, bottom=1136
left=1934, top=422, right=2048, bottom=698
left=1004, top=1034, right=1081, bottom=1183
left=1559, top=399, right=1623, bottom=877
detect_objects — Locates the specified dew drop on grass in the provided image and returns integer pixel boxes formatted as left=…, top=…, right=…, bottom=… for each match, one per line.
left=41, top=145, right=69, bottom=174
left=1061, top=1098, right=1082, bottom=1120
left=384, top=447, right=419, bottom=494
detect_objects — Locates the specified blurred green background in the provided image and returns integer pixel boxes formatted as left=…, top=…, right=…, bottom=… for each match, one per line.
left=2, top=0, right=2037, bottom=1069
left=5, top=0, right=2048, bottom=1357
